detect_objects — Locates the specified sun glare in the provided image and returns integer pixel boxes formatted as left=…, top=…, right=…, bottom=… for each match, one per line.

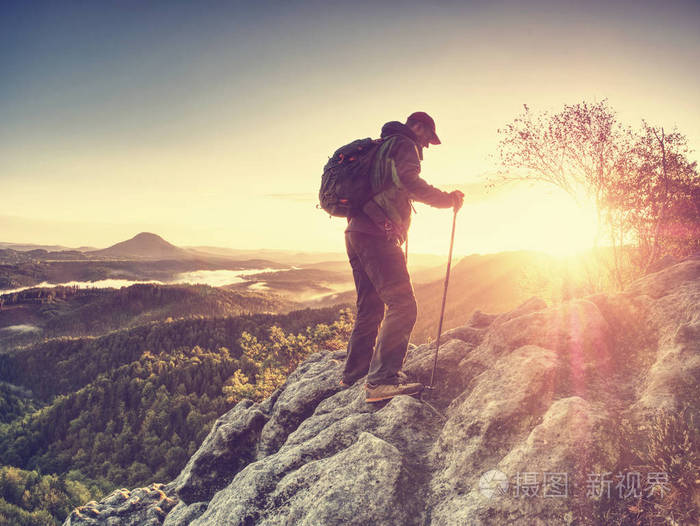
left=521, top=191, right=599, bottom=257
left=407, top=183, right=600, bottom=258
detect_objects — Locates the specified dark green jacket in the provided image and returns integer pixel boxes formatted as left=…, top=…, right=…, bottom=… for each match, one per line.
left=345, top=121, right=453, bottom=242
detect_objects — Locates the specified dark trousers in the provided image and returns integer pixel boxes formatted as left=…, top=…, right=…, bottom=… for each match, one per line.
left=343, top=231, right=418, bottom=385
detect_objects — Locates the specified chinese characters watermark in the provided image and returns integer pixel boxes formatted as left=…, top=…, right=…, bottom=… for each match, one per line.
left=478, top=470, right=669, bottom=500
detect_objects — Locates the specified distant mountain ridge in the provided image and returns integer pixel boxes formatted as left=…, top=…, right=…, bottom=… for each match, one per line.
left=0, top=242, right=96, bottom=252
left=186, top=246, right=449, bottom=270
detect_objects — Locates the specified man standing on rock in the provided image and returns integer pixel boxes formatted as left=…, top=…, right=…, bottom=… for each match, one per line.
left=342, top=111, right=464, bottom=402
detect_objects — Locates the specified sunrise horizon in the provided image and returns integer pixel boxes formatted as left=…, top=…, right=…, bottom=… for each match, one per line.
left=3, top=0, right=699, bottom=260
left=0, top=225, right=622, bottom=261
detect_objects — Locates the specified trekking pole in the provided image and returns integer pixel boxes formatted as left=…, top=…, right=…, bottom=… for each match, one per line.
left=425, top=207, right=458, bottom=392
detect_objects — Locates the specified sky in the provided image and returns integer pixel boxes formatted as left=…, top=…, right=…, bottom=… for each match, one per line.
left=2, top=0, right=699, bottom=256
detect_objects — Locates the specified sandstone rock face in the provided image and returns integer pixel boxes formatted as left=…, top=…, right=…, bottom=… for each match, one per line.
left=167, top=350, right=347, bottom=505
left=167, top=398, right=267, bottom=503
left=256, top=350, right=346, bottom=457
left=64, top=259, right=700, bottom=526
left=161, top=501, right=207, bottom=526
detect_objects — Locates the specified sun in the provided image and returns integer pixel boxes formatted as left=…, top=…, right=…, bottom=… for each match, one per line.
left=519, top=190, right=600, bottom=256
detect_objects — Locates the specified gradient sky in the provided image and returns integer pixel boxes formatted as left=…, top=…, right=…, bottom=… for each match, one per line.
left=2, top=0, right=699, bottom=255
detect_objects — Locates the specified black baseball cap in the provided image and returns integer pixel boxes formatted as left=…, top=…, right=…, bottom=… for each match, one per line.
left=407, top=111, right=441, bottom=145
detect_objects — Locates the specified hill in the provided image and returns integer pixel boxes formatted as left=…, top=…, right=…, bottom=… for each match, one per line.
left=412, top=250, right=561, bottom=342
left=87, top=232, right=194, bottom=260
left=63, top=256, right=700, bottom=525
left=0, top=305, right=347, bottom=400
left=313, top=250, right=609, bottom=343
left=0, top=283, right=294, bottom=351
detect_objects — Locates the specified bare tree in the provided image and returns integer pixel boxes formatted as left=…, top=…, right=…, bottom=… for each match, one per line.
left=612, top=122, right=699, bottom=272
left=497, top=99, right=627, bottom=245
left=497, top=100, right=699, bottom=288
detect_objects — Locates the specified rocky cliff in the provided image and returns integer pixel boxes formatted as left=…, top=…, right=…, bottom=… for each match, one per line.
left=64, top=258, right=700, bottom=525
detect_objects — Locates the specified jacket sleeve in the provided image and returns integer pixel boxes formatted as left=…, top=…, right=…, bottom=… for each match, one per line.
left=391, top=137, right=454, bottom=208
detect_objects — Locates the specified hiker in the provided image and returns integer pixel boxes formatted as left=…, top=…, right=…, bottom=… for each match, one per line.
left=342, top=111, right=464, bottom=402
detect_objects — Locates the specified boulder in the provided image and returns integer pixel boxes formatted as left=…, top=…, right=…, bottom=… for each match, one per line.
left=169, top=398, right=267, bottom=503
left=64, top=484, right=177, bottom=526
left=250, top=432, right=411, bottom=526
left=190, top=393, right=440, bottom=525
left=428, top=345, right=561, bottom=524
left=257, top=350, right=345, bottom=456
left=458, top=397, right=619, bottom=525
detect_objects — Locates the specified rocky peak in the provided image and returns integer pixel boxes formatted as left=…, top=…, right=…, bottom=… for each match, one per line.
left=64, top=257, right=700, bottom=525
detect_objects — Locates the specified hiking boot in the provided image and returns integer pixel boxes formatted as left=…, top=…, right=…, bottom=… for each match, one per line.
left=340, top=375, right=363, bottom=388
left=365, top=381, right=424, bottom=403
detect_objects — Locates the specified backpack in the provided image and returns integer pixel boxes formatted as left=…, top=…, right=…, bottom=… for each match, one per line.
left=318, top=137, right=385, bottom=217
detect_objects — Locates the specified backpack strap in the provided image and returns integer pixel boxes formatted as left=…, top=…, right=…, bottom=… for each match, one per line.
left=370, top=135, right=407, bottom=192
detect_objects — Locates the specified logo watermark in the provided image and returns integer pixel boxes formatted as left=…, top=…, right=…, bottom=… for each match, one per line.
left=478, top=469, right=509, bottom=498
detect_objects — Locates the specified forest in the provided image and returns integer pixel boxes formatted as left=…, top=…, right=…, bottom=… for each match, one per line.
left=0, top=304, right=352, bottom=525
